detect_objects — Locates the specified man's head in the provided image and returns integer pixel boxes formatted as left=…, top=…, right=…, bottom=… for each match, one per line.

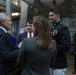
left=49, top=7, right=61, bottom=23
left=0, top=13, right=12, bottom=31
left=24, top=20, right=33, bottom=33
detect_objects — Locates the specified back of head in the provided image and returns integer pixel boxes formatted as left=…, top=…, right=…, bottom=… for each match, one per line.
left=0, top=13, right=7, bottom=21
left=0, top=12, right=12, bottom=31
left=33, top=16, right=49, bottom=36
left=28, top=20, right=33, bottom=24
left=33, top=15, right=52, bottom=50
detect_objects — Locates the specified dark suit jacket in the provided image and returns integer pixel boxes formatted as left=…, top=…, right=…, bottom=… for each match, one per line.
left=0, top=28, right=19, bottom=75
left=8, top=33, right=17, bottom=46
left=17, top=32, right=27, bottom=45
left=17, top=37, right=56, bottom=75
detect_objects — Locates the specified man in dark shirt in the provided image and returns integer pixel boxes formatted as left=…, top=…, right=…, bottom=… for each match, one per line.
left=49, top=7, right=71, bottom=75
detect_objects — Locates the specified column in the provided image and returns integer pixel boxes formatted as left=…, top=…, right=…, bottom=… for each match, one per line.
left=6, top=0, right=12, bottom=17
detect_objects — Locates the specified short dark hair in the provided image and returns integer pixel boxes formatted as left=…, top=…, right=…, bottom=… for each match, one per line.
left=28, top=20, right=33, bottom=24
left=49, top=7, right=61, bottom=15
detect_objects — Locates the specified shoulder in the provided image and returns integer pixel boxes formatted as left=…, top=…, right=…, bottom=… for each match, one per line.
left=19, top=32, right=27, bottom=36
left=23, top=37, right=36, bottom=44
left=58, top=23, right=68, bottom=29
left=0, top=28, right=5, bottom=33
left=22, top=38, right=36, bottom=51
left=0, top=28, right=6, bottom=36
left=20, top=32, right=26, bottom=35
left=57, top=23, right=69, bottom=33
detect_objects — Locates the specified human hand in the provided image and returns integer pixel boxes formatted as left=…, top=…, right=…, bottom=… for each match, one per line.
left=18, top=41, right=23, bottom=48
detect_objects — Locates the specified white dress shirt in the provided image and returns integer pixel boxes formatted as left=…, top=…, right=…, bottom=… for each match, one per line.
left=27, top=32, right=34, bottom=38
left=0, top=26, right=7, bottom=33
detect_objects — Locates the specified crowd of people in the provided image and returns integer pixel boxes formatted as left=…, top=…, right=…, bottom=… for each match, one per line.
left=0, top=7, right=71, bottom=75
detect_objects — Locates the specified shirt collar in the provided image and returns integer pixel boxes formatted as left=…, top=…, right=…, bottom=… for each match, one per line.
left=53, top=21, right=61, bottom=27
left=27, top=32, right=34, bottom=38
left=0, top=26, right=7, bottom=33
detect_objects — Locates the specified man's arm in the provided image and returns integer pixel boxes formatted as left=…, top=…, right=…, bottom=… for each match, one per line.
left=0, top=34, right=19, bottom=63
left=57, top=26, right=71, bottom=52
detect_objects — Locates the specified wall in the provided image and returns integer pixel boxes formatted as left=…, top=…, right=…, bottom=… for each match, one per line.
left=62, top=17, right=76, bottom=44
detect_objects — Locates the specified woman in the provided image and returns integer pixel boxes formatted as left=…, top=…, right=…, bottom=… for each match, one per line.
left=17, top=15, right=56, bottom=75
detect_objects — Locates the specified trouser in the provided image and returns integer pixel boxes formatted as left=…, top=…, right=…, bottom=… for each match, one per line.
left=74, top=53, right=76, bottom=70
left=49, top=68, right=66, bottom=75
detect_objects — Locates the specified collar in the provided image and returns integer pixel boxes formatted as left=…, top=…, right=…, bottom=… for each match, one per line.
left=27, top=32, right=34, bottom=38
left=0, top=26, right=7, bottom=33
left=53, top=21, right=61, bottom=27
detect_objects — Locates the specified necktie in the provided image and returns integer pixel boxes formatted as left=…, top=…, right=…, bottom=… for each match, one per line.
left=7, top=32, right=10, bottom=39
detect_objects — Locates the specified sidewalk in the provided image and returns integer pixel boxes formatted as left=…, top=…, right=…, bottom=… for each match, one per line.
left=66, top=53, right=74, bottom=75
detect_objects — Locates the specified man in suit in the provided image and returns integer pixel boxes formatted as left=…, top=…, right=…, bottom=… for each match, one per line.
left=17, top=20, right=33, bottom=45
left=0, top=13, right=19, bottom=75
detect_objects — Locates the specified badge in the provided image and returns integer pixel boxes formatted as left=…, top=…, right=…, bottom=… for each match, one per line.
left=52, top=30, right=58, bottom=36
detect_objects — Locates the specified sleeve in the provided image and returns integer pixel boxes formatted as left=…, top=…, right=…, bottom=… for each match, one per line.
left=0, top=33, right=19, bottom=63
left=57, top=26, right=71, bottom=52
left=17, top=40, right=26, bottom=66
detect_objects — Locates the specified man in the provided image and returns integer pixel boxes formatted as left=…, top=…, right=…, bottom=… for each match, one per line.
left=49, top=7, right=71, bottom=75
left=0, top=13, right=19, bottom=75
left=17, top=20, right=33, bottom=45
